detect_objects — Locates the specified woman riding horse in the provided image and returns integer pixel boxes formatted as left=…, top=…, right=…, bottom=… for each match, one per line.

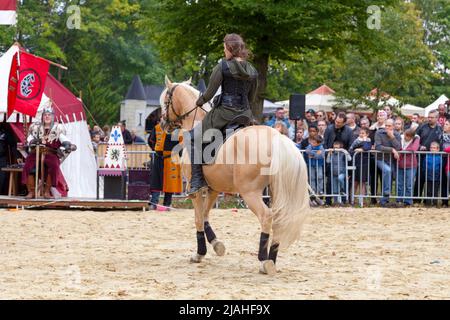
left=188, top=33, right=258, bottom=195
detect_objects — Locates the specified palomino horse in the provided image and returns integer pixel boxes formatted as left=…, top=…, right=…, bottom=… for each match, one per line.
left=160, top=77, right=310, bottom=275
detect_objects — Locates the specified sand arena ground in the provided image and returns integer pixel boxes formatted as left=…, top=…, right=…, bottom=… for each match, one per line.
left=0, top=207, right=448, bottom=299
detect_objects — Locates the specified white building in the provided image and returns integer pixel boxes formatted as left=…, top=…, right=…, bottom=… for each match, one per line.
left=120, top=75, right=164, bottom=138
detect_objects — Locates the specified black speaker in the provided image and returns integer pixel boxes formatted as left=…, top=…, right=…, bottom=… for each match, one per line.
left=289, top=94, right=305, bottom=120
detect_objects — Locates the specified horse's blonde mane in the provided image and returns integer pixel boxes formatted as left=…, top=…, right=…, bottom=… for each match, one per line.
left=159, top=82, right=211, bottom=112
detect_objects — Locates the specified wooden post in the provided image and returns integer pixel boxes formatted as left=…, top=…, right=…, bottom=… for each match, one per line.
left=35, top=144, right=39, bottom=199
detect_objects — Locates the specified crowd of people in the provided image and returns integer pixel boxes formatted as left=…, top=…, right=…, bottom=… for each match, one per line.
left=89, top=120, right=146, bottom=156
left=264, top=102, right=450, bottom=207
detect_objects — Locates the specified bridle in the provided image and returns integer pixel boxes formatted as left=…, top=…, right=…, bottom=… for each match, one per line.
left=162, top=84, right=208, bottom=131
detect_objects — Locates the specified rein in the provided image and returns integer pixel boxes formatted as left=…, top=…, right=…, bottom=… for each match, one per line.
left=163, top=84, right=208, bottom=131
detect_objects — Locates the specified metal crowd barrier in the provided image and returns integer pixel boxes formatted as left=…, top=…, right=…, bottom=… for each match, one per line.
left=96, top=143, right=450, bottom=207
left=300, top=149, right=352, bottom=204
left=351, top=150, right=449, bottom=206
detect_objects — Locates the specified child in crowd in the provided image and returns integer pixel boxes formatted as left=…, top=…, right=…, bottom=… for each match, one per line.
left=425, top=141, right=442, bottom=206
left=91, top=132, right=101, bottom=159
left=305, top=135, right=325, bottom=194
left=349, top=127, right=372, bottom=206
left=326, top=140, right=351, bottom=204
left=396, top=129, right=420, bottom=206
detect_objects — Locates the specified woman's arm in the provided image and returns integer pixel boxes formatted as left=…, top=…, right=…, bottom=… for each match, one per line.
left=196, top=63, right=222, bottom=106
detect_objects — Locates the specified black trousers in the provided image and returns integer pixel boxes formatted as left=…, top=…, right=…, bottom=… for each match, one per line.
left=425, top=181, right=440, bottom=206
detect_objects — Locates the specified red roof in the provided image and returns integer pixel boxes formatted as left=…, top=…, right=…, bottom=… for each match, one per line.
left=308, top=84, right=335, bottom=95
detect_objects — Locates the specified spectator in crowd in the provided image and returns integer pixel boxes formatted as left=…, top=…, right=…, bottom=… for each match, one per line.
left=405, top=113, right=421, bottom=131
left=328, top=111, right=336, bottom=124
left=349, top=127, right=372, bottom=206
left=305, top=135, right=325, bottom=195
left=444, top=140, right=450, bottom=207
left=374, top=118, right=401, bottom=207
left=359, top=117, right=371, bottom=131
left=425, top=141, right=442, bottom=206
left=102, top=125, right=111, bottom=142
left=323, top=112, right=353, bottom=205
left=299, top=124, right=320, bottom=150
left=92, top=125, right=105, bottom=140
left=323, top=112, right=353, bottom=150
left=91, top=132, right=101, bottom=158
left=118, top=121, right=133, bottom=145
left=316, top=110, right=327, bottom=124
left=295, top=127, right=306, bottom=149
left=437, top=103, right=449, bottom=127
left=396, top=128, right=420, bottom=207
left=265, top=107, right=291, bottom=130
left=441, top=119, right=450, bottom=206
left=274, top=122, right=289, bottom=137
left=384, top=105, right=393, bottom=119
left=131, top=129, right=145, bottom=143
left=305, top=109, right=317, bottom=127
left=394, top=117, right=404, bottom=134
left=317, top=120, right=327, bottom=139
left=326, top=140, right=351, bottom=204
left=369, top=110, right=387, bottom=133
left=414, top=110, right=443, bottom=203
left=346, top=112, right=360, bottom=142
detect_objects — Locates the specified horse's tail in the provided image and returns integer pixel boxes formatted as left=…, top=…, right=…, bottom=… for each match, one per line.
left=269, top=133, right=310, bottom=250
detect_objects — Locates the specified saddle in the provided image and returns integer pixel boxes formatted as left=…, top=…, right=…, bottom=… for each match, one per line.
left=203, top=114, right=252, bottom=164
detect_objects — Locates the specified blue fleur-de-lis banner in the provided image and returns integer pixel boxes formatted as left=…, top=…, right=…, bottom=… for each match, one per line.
left=111, top=129, right=121, bottom=143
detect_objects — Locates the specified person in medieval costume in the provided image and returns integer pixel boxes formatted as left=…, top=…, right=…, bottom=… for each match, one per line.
left=148, top=118, right=183, bottom=210
left=22, top=107, right=77, bottom=199
left=188, top=33, right=258, bottom=195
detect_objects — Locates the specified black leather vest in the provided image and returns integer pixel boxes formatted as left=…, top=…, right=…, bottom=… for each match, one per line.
left=220, top=59, right=254, bottom=109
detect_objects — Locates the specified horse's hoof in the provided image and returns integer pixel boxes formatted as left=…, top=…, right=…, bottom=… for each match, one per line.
left=212, top=240, right=226, bottom=256
left=190, top=253, right=205, bottom=263
left=259, top=260, right=276, bottom=276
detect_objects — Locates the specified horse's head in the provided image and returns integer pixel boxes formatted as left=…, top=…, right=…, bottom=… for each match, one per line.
left=160, top=76, right=207, bottom=132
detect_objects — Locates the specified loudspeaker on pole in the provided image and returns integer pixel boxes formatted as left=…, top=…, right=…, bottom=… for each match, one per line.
left=289, top=94, right=305, bottom=120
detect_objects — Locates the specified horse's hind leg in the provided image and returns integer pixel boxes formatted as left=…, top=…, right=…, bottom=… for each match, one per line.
left=203, top=190, right=225, bottom=256
left=240, top=191, right=276, bottom=276
left=190, top=193, right=207, bottom=263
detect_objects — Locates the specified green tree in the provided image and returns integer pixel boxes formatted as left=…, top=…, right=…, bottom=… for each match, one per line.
left=0, top=0, right=166, bottom=126
left=142, top=0, right=398, bottom=121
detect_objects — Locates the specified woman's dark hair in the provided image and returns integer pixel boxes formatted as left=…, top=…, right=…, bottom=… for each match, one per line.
left=224, top=33, right=251, bottom=59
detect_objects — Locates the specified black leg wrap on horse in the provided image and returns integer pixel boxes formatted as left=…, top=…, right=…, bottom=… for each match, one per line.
left=204, top=221, right=216, bottom=243
left=258, top=232, right=270, bottom=261
left=268, top=243, right=280, bottom=264
left=197, top=231, right=207, bottom=255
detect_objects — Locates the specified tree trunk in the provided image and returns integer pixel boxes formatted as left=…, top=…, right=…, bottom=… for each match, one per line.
left=252, top=53, right=269, bottom=123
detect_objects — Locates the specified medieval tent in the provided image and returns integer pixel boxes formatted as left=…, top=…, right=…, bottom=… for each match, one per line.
left=424, top=94, right=449, bottom=116
left=0, top=44, right=97, bottom=198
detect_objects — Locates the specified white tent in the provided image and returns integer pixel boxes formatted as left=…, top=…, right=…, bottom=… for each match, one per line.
left=424, top=94, right=449, bottom=116
left=400, top=104, right=425, bottom=116
left=274, top=85, right=342, bottom=112
left=0, top=44, right=97, bottom=198
left=263, top=99, right=279, bottom=114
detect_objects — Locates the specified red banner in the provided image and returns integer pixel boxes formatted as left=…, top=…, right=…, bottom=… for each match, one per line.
left=7, top=52, right=18, bottom=118
left=11, top=51, right=50, bottom=117
left=0, top=0, right=16, bottom=10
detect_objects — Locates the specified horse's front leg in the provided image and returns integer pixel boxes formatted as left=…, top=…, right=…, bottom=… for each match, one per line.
left=190, top=193, right=207, bottom=263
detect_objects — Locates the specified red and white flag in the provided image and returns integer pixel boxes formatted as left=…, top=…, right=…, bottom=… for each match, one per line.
left=7, top=51, right=50, bottom=117
left=0, top=0, right=17, bottom=25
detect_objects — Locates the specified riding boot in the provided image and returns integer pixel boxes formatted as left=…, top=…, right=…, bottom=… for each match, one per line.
left=44, top=175, right=53, bottom=199
left=25, top=175, right=35, bottom=199
left=187, top=129, right=207, bottom=195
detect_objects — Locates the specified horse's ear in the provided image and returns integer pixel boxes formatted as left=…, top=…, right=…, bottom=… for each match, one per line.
left=184, top=77, right=192, bottom=85
left=165, top=75, right=173, bottom=89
